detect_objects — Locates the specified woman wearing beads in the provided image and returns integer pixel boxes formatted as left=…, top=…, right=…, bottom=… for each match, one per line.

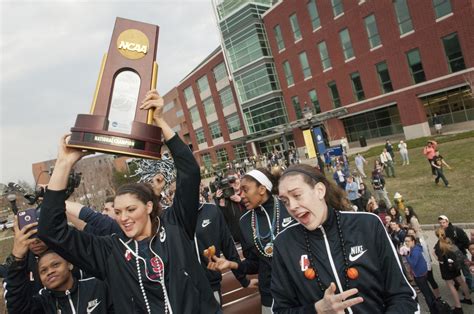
left=272, top=164, right=419, bottom=313
left=207, top=168, right=294, bottom=313
left=38, top=90, right=220, bottom=313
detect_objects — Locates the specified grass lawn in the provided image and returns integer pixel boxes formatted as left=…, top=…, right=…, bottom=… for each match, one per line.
left=354, top=132, right=474, bottom=224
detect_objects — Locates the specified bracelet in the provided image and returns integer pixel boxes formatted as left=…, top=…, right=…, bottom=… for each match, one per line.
left=11, top=253, right=26, bottom=261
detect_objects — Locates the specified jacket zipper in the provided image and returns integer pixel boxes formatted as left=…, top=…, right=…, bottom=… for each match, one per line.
left=65, top=290, right=76, bottom=314
left=321, top=226, right=353, bottom=314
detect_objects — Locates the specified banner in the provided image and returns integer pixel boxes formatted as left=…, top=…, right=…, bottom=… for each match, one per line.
left=302, top=129, right=316, bottom=159
left=312, top=127, right=327, bottom=155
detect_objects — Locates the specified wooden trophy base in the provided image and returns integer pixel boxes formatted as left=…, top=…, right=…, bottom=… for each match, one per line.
left=68, top=114, right=163, bottom=159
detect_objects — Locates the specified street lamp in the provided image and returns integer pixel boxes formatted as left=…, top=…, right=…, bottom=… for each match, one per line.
left=303, top=102, right=313, bottom=122
left=7, top=193, right=18, bottom=215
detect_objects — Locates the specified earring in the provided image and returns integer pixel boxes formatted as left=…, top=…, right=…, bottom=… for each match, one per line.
left=69, top=265, right=73, bottom=270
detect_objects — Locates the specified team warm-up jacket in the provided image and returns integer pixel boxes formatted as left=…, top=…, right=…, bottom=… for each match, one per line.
left=79, top=206, right=123, bottom=236
left=238, top=196, right=294, bottom=307
left=271, top=209, right=420, bottom=314
left=195, top=202, right=249, bottom=291
left=5, top=257, right=112, bottom=314
left=38, top=134, right=220, bottom=314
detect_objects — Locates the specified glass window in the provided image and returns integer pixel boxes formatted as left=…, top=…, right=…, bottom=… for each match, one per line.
left=393, top=0, right=413, bottom=35
left=442, top=33, right=466, bottom=73
left=203, top=98, right=215, bottom=116
left=350, top=72, right=365, bottom=101
left=328, top=81, right=341, bottom=108
left=216, top=148, right=229, bottom=165
left=234, top=63, right=281, bottom=103
left=406, top=49, right=426, bottom=84
left=376, top=61, right=394, bottom=93
left=197, top=75, right=209, bottom=93
left=213, top=63, right=227, bottom=82
left=308, top=89, right=321, bottom=114
left=219, top=87, right=234, bottom=108
left=242, top=96, right=288, bottom=134
left=318, top=41, right=331, bottom=70
left=292, top=96, right=303, bottom=119
left=195, top=128, right=206, bottom=144
left=307, top=0, right=321, bottom=30
left=289, top=13, right=302, bottom=41
left=176, top=110, right=184, bottom=118
left=201, top=152, right=212, bottom=168
left=339, top=28, right=354, bottom=60
left=189, top=106, right=200, bottom=123
left=331, top=0, right=344, bottom=17
left=209, top=122, right=222, bottom=139
left=433, top=0, right=452, bottom=19
left=163, top=101, right=174, bottom=113
left=299, top=52, right=312, bottom=79
left=184, top=86, right=194, bottom=102
left=226, top=114, right=242, bottom=133
left=283, top=61, right=294, bottom=86
left=233, top=144, right=247, bottom=162
left=364, top=14, right=381, bottom=48
left=274, top=25, right=285, bottom=51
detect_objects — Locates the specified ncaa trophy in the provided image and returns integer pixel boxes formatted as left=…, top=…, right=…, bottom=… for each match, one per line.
left=68, top=17, right=162, bottom=159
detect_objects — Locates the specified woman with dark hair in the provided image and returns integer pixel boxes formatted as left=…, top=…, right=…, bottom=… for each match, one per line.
left=388, top=206, right=403, bottom=224
left=404, top=206, right=422, bottom=237
left=207, top=168, right=294, bottom=313
left=38, top=90, right=220, bottom=313
left=272, top=164, right=419, bottom=313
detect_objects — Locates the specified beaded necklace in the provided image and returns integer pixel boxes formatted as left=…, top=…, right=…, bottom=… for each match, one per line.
left=251, top=196, right=280, bottom=258
left=303, top=209, right=357, bottom=292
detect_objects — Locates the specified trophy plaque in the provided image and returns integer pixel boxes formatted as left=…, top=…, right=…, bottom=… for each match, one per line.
left=68, top=17, right=162, bottom=159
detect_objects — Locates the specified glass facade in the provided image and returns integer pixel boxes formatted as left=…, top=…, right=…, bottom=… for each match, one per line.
left=376, top=61, right=394, bottom=93
left=209, top=122, right=222, bottom=139
left=213, top=63, right=227, bottom=82
left=233, top=143, right=248, bottom=162
left=393, top=0, right=413, bottom=35
left=226, top=113, right=242, bottom=133
left=442, top=33, right=466, bottom=73
left=299, top=52, right=312, bottom=79
left=292, top=96, right=303, bottom=119
left=433, top=0, right=452, bottom=19
left=219, top=86, right=234, bottom=108
left=328, top=81, right=341, bottom=108
left=283, top=61, right=294, bottom=86
left=203, top=97, right=215, bottom=115
left=364, top=14, right=381, bottom=49
left=350, top=72, right=365, bottom=101
left=216, top=148, right=229, bottom=165
left=234, top=63, right=280, bottom=103
left=243, top=96, right=287, bottom=133
left=274, top=25, right=285, bottom=51
left=308, top=89, right=321, bottom=114
left=197, top=75, right=209, bottom=93
left=189, top=106, right=200, bottom=123
left=406, top=49, right=426, bottom=84
left=307, top=0, right=321, bottom=30
left=289, top=13, right=302, bottom=41
left=196, top=128, right=206, bottom=144
left=342, top=106, right=403, bottom=142
left=201, top=152, right=212, bottom=168
left=318, top=41, right=331, bottom=70
left=339, top=28, right=354, bottom=60
left=331, top=0, right=344, bottom=17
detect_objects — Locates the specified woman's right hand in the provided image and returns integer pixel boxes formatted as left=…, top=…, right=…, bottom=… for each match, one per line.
left=12, top=216, right=38, bottom=259
left=207, top=255, right=237, bottom=273
left=314, top=283, right=364, bottom=313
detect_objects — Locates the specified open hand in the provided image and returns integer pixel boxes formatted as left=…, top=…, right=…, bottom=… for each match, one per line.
left=314, top=283, right=364, bottom=313
left=207, top=255, right=236, bottom=273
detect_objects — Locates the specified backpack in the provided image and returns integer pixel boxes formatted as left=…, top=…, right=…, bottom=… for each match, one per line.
left=433, top=298, right=452, bottom=314
left=372, top=175, right=383, bottom=190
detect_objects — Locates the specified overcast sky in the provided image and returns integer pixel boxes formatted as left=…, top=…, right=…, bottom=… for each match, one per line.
left=0, top=0, right=220, bottom=184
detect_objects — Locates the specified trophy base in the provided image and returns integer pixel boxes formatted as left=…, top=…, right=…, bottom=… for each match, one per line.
left=68, top=114, right=163, bottom=159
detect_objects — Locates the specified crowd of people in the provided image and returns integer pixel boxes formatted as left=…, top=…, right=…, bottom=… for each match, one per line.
left=0, top=90, right=471, bottom=313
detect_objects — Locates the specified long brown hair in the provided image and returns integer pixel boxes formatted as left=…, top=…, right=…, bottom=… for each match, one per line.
left=116, top=183, right=162, bottom=235
left=280, top=164, right=352, bottom=211
left=435, top=227, right=455, bottom=256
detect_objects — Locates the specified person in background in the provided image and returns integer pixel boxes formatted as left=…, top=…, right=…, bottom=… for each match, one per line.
left=371, top=170, right=392, bottom=207
left=423, top=140, right=437, bottom=175
left=358, top=182, right=372, bottom=212
left=217, top=170, right=244, bottom=243
left=380, top=148, right=395, bottom=178
left=388, top=206, right=403, bottom=225
left=405, top=206, right=422, bottom=237
left=468, top=242, right=474, bottom=277
left=385, top=140, right=395, bottom=160
left=345, top=175, right=361, bottom=211
left=431, top=150, right=452, bottom=187
left=398, top=140, right=410, bottom=166
left=101, top=196, right=116, bottom=219
left=389, top=221, right=406, bottom=249
left=354, top=153, right=368, bottom=178
left=333, top=164, right=346, bottom=190
left=433, top=113, right=442, bottom=134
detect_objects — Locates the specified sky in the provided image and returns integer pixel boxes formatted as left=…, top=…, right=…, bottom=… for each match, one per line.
left=0, top=0, right=221, bottom=184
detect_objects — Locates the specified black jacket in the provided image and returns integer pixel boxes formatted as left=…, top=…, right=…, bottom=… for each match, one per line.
left=444, top=223, right=470, bottom=255
left=238, top=196, right=294, bottom=307
left=195, top=203, right=248, bottom=290
left=38, top=134, right=220, bottom=314
left=5, top=257, right=111, bottom=314
left=79, top=206, right=122, bottom=236
left=271, top=209, right=420, bottom=313
left=218, top=198, right=243, bottom=243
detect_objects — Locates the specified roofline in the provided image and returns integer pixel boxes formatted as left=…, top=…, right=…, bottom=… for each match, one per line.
left=179, top=46, right=222, bottom=85
left=261, top=0, right=283, bottom=19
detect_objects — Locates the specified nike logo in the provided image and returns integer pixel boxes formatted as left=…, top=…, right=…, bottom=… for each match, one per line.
left=282, top=217, right=293, bottom=228
left=349, top=249, right=367, bottom=262
left=86, top=300, right=101, bottom=313
left=202, top=219, right=211, bottom=228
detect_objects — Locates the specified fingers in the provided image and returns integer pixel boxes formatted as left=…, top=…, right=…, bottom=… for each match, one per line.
left=340, top=296, right=364, bottom=309
left=19, top=222, right=38, bottom=234
left=13, top=216, right=19, bottom=233
left=325, top=282, right=337, bottom=296
left=338, top=288, right=359, bottom=301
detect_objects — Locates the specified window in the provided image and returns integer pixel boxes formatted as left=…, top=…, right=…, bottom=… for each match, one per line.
left=393, top=0, right=413, bottom=35
left=328, top=81, right=341, bottom=108
left=274, top=25, right=285, bottom=51
left=376, top=61, right=394, bottom=93
left=318, top=41, right=331, bottom=70
left=283, top=61, right=294, bottom=86
left=172, top=125, right=181, bottom=132
left=176, top=110, right=184, bottom=118
left=184, top=86, right=194, bottom=102
left=209, top=122, right=222, bottom=139
left=233, top=144, right=247, bottom=162
left=289, top=14, right=302, bottom=41
left=226, top=114, right=242, bottom=133
left=331, top=0, right=344, bottom=17
left=339, top=29, right=354, bottom=60
left=203, top=98, right=215, bottom=116
left=197, top=75, right=209, bottom=93
left=196, top=128, right=206, bottom=144
left=163, top=101, right=174, bottom=113
left=308, top=89, right=321, bottom=114
left=292, top=96, right=303, bottom=119
left=213, top=63, right=227, bottom=82
left=219, top=87, right=234, bottom=108
left=216, top=148, right=229, bottom=165
left=189, top=106, right=200, bottom=123
left=364, top=14, right=381, bottom=48
left=201, top=152, right=212, bottom=168
left=350, top=72, right=365, bottom=101
left=433, top=0, right=452, bottom=19
left=406, top=49, right=426, bottom=84
left=307, top=0, right=321, bottom=30
left=299, top=52, right=312, bottom=79
left=442, top=33, right=466, bottom=73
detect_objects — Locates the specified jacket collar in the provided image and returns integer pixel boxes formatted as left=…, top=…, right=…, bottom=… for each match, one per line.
left=46, top=277, right=78, bottom=299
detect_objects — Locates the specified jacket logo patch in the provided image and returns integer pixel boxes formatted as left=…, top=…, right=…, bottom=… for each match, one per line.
left=125, top=250, right=132, bottom=261
left=86, top=299, right=101, bottom=313
left=349, top=245, right=367, bottom=262
left=160, top=226, right=166, bottom=242
left=202, top=219, right=211, bottom=228
left=300, top=254, right=309, bottom=271
left=282, top=217, right=293, bottom=228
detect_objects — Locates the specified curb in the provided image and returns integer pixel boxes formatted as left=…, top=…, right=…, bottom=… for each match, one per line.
left=421, top=223, right=474, bottom=230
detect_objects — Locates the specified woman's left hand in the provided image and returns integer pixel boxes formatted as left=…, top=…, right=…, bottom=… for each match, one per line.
left=58, top=134, right=91, bottom=166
